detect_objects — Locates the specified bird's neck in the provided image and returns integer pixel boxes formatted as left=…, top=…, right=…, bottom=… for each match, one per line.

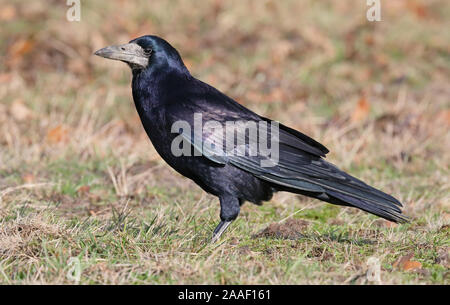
left=131, top=66, right=191, bottom=112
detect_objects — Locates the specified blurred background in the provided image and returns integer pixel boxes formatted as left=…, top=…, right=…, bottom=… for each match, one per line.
left=1, top=0, right=448, bottom=164
left=0, top=0, right=448, bottom=284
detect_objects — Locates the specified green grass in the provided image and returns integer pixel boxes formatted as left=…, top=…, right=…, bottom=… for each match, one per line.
left=0, top=0, right=448, bottom=284
left=1, top=192, right=447, bottom=284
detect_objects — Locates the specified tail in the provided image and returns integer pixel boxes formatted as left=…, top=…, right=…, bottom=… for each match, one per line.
left=292, top=165, right=408, bottom=223
left=323, top=189, right=407, bottom=223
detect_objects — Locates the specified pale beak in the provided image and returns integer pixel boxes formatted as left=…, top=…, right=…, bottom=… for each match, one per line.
left=94, top=43, right=148, bottom=68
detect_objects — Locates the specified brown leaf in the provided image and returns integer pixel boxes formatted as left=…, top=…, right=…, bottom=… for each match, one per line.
left=407, top=1, right=428, bottom=19
left=22, top=174, right=36, bottom=183
left=393, top=252, right=422, bottom=271
left=402, top=260, right=422, bottom=271
left=8, top=38, right=35, bottom=62
left=351, top=96, right=371, bottom=123
left=393, top=252, right=413, bottom=268
left=77, top=185, right=91, bottom=195
left=364, top=34, right=375, bottom=46
left=46, top=126, right=70, bottom=144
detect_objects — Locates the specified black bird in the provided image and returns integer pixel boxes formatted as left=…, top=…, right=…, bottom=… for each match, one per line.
left=95, top=35, right=407, bottom=241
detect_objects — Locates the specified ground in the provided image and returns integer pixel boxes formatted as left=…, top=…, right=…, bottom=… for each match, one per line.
left=0, top=0, right=448, bottom=284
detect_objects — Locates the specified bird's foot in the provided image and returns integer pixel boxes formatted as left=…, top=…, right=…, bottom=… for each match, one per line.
left=211, top=221, right=232, bottom=243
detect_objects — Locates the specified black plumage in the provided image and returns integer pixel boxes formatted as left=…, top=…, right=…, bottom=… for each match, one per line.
left=95, top=35, right=407, bottom=241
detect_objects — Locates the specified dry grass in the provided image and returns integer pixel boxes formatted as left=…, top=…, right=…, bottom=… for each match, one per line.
left=0, top=0, right=448, bottom=284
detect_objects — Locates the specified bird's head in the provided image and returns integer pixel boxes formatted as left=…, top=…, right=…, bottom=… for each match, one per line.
left=94, top=35, right=187, bottom=73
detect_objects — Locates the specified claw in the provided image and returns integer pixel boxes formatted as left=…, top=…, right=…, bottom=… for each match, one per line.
left=211, top=221, right=232, bottom=243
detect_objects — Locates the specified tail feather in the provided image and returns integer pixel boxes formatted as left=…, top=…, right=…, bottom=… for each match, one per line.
left=274, top=165, right=408, bottom=223
left=315, top=178, right=403, bottom=213
left=325, top=189, right=408, bottom=223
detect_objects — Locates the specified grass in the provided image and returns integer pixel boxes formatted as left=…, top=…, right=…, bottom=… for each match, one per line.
left=0, top=0, right=449, bottom=284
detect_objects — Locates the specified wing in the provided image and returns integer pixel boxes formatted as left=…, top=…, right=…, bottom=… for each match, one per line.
left=167, top=78, right=329, bottom=157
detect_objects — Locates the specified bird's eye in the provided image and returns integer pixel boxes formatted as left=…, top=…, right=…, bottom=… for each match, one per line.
left=143, top=48, right=152, bottom=56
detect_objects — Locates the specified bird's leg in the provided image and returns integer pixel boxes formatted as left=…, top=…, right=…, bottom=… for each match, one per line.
left=211, top=196, right=240, bottom=243
left=211, top=221, right=232, bottom=243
